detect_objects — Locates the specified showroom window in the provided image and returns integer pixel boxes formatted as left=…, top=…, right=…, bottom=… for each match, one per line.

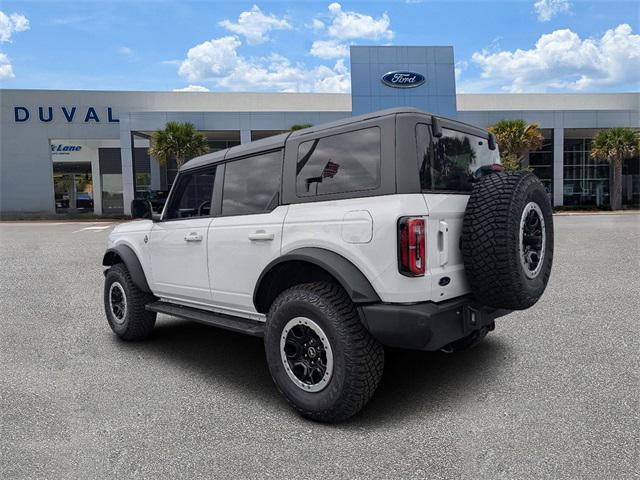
left=563, top=138, right=610, bottom=207
left=528, top=129, right=554, bottom=201
left=99, top=148, right=124, bottom=215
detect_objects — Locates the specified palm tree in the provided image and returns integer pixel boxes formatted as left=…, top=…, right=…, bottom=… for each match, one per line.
left=590, top=127, right=640, bottom=210
left=489, top=119, right=544, bottom=171
left=148, top=122, right=209, bottom=169
left=290, top=124, right=313, bottom=131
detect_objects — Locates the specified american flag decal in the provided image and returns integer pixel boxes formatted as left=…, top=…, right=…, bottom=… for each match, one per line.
left=322, top=160, right=339, bottom=178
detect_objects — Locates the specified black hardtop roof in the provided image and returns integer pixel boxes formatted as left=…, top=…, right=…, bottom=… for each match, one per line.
left=181, top=107, right=489, bottom=171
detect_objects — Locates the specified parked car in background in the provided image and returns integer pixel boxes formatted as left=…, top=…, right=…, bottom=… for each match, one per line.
left=76, top=192, right=94, bottom=210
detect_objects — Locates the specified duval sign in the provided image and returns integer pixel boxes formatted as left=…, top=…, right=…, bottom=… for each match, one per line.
left=381, top=71, right=426, bottom=88
left=13, top=106, right=119, bottom=123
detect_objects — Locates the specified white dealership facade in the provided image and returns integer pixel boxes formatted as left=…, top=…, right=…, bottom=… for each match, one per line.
left=1, top=46, right=638, bottom=216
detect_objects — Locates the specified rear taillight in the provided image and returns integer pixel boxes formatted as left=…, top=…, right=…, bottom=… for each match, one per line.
left=398, top=217, right=426, bottom=277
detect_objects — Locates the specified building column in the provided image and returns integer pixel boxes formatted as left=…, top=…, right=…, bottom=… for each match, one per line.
left=553, top=126, right=564, bottom=207
left=240, top=129, right=251, bottom=144
left=91, top=149, right=102, bottom=215
left=120, top=119, right=135, bottom=215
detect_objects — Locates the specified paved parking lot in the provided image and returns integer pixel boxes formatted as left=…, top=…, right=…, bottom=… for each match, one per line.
left=1, top=215, right=638, bottom=479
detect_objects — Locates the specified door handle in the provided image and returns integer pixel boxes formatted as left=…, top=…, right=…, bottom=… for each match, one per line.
left=248, top=230, right=274, bottom=241
left=184, top=232, right=203, bottom=242
left=438, top=221, right=449, bottom=266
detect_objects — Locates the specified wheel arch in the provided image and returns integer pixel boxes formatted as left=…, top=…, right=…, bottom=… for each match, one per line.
left=253, top=247, right=380, bottom=314
left=102, top=244, right=152, bottom=293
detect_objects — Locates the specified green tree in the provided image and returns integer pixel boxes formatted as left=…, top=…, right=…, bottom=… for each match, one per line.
left=590, top=127, right=640, bottom=210
left=489, top=119, right=544, bottom=171
left=148, top=122, right=209, bottom=169
left=290, top=124, right=313, bottom=131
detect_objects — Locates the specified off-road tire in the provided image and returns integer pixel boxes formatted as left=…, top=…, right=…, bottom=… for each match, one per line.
left=462, top=171, right=553, bottom=310
left=265, top=282, right=384, bottom=423
left=104, top=263, right=156, bottom=340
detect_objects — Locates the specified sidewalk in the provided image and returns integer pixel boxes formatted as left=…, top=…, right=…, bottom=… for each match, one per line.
left=553, top=209, right=639, bottom=216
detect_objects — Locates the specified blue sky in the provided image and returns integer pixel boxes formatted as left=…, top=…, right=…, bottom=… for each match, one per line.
left=0, top=0, right=638, bottom=93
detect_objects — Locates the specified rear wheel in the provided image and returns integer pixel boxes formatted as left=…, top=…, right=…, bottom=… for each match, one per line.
left=104, top=263, right=156, bottom=340
left=264, top=282, right=384, bottom=422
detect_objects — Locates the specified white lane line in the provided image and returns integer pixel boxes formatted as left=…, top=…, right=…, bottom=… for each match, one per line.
left=72, top=224, right=112, bottom=233
left=1, top=222, right=88, bottom=226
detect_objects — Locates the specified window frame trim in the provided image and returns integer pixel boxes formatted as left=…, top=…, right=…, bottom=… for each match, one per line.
left=160, top=165, right=218, bottom=222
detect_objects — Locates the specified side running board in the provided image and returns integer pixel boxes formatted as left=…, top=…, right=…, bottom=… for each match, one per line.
left=146, top=301, right=265, bottom=337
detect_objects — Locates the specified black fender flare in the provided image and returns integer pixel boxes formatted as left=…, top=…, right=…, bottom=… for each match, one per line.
left=253, top=247, right=380, bottom=312
left=102, top=244, right=151, bottom=293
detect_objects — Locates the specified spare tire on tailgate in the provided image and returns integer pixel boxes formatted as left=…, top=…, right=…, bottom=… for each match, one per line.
left=462, top=171, right=553, bottom=310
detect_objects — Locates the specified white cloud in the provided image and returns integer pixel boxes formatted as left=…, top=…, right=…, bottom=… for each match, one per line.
left=118, top=46, right=133, bottom=56
left=177, top=36, right=350, bottom=93
left=454, top=60, right=468, bottom=81
left=325, top=3, right=393, bottom=41
left=310, top=18, right=325, bottom=32
left=307, top=3, right=393, bottom=59
left=178, top=36, right=243, bottom=82
left=310, top=58, right=351, bottom=93
left=534, top=0, right=571, bottom=22
left=173, top=85, right=210, bottom=92
left=471, top=24, right=640, bottom=92
left=219, top=5, right=291, bottom=45
left=310, top=39, right=349, bottom=59
left=0, top=11, right=29, bottom=42
left=0, top=52, right=14, bottom=79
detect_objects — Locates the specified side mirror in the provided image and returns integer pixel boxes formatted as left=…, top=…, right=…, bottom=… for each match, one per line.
left=488, top=132, right=497, bottom=151
left=131, top=199, right=153, bottom=220
left=431, top=116, right=443, bottom=138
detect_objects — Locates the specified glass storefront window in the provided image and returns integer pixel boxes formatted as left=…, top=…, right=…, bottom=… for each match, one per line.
left=136, top=173, right=151, bottom=191
left=528, top=130, right=553, bottom=201
left=99, top=148, right=124, bottom=214
left=133, top=147, right=152, bottom=195
left=101, top=174, right=124, bottom=214
left=563, top=138, right=610, bottom=207
left=622, top=155, right=640, bottom=207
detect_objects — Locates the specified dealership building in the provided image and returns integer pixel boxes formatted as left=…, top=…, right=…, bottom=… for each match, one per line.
left=1, top=45, right=638, bottom=216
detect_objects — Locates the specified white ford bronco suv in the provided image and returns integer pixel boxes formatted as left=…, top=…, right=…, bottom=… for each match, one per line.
left=103, top=107, right=553, bottom=422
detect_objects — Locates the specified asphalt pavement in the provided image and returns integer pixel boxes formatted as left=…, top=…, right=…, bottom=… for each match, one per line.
left=1, top=215, right=638, bottom=479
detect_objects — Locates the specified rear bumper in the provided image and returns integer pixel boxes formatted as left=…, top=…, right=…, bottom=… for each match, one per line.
left=358, top=296, right=511, bottom=351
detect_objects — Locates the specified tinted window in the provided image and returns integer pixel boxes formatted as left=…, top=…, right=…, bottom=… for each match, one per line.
left=417, top=124, right=499, bottom=192
left=222, top=150, right=282, bottom=215
left=296, top=127, right=381, bottom=196
left=165, top=167, right=216, bottom=219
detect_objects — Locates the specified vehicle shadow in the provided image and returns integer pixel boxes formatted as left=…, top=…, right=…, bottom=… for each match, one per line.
left=129, top=316, right=511, bottom=427
left=347, top=338, right=511, bottom=428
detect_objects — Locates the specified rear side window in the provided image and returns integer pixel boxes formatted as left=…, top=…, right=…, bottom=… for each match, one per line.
left=416, top=124, right=499, bottom=192
left=296, top=127, right=381, bottom=196
left=222, top=150, right=282, bottom=216
left=165, top=167, right=216, bottom=219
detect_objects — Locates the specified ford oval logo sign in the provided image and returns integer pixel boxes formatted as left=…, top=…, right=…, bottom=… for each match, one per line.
left=381, top=71, right=425, bottom=88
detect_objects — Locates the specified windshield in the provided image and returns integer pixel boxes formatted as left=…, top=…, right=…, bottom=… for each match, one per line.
left=417, top=124, right=500, bottom=192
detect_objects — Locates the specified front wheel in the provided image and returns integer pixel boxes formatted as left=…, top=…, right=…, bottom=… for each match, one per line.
left=264, top=282, right=384, bottom=422
left=104, top=263, right=156, bottom=341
